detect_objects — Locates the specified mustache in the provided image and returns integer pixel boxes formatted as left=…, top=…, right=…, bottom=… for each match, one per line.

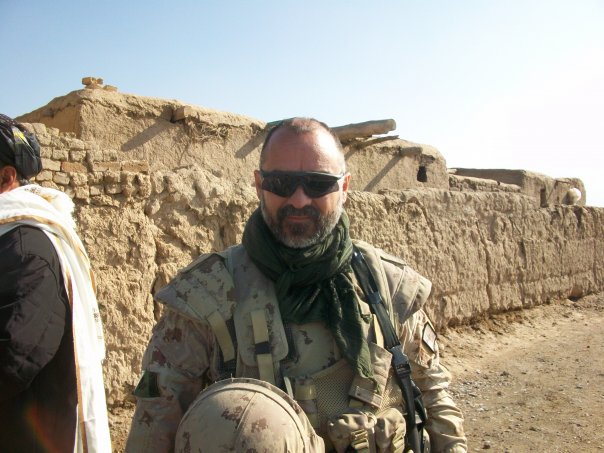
left=277, top=204, right=320, bottom=222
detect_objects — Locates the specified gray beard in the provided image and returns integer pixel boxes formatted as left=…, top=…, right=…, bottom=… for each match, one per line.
left=260, top=195, right=344, bottom=248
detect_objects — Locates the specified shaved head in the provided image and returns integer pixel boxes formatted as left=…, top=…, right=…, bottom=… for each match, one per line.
left=260, top=117, right=345, bottom=172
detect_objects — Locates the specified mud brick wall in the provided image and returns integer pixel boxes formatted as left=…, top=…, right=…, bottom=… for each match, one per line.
left=31, top=125, right=151, bottom=203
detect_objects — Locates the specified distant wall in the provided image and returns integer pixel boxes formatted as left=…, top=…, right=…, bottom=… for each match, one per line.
left=451, top=168, right=586, bottom=207
left=23, top=122, right=604, bottom=410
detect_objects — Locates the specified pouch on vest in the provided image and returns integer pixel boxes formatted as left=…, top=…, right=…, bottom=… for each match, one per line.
left=295, top=341, right=403, bottom=443
left=327, top=407, right=406, bottom=453
left=226, top=245, right=290, bottom=385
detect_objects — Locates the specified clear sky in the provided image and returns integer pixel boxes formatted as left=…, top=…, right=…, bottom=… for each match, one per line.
left=2, top=0, right=603, bottom=206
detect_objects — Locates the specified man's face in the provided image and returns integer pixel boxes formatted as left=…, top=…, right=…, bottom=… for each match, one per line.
left=254, top=128, right=350, bottom=248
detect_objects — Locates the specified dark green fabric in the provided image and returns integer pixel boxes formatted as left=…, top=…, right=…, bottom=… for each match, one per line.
left=242, top=208, right=373, bottom=380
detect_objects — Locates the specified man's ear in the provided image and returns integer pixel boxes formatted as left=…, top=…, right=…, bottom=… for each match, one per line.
left=0, top=166, right=18, bottom=194
left=341, top=173, right=351, bottom=203
left=254, top=170, right=263, bottom=199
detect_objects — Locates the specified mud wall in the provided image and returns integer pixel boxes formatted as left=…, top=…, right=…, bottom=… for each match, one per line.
left=22, top=122, right=604, bottom=409
left=450, top=168, right=586, bottom=207
left=19, top=89, right=450, bottom=193
left=348, top=189, right=603, bottom=328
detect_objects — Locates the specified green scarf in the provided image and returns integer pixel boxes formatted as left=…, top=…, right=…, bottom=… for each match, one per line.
left=242, top=208, right=373, bottom=381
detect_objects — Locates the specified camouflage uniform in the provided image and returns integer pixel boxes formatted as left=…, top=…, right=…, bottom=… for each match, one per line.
left=126, top=241, right=467, bottom=453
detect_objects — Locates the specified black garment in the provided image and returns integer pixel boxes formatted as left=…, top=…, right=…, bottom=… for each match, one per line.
left=0, top=225, right=77, bottom=452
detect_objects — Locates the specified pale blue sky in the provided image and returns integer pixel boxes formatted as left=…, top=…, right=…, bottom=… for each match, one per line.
left=2, top=0, right=603, bottom=206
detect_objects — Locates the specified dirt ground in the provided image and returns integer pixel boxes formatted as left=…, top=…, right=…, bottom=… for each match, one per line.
left=440, top=293, right=604, bottom=453
left=109, top=293, right=604, bottom=452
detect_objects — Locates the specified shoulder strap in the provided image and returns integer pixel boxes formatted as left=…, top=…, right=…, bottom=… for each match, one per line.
left=351, top=247, right=399, bottom=350
left=351, top=246, right=427, bottom=453
left=354, top=240, right=432, bottom=324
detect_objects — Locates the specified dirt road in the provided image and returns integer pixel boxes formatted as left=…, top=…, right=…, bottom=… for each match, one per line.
left=440, top=293, right=604, bottom=452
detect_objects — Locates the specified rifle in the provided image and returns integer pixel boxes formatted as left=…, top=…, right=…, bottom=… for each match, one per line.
left=351, top=247, right=428, bottom=453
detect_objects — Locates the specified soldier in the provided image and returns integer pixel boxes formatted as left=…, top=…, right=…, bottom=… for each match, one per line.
left=126, top=118, right=467, bottom=452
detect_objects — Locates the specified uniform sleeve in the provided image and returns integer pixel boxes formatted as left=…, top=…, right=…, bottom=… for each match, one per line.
left=399, top=309, right=467, bottom=453
left=0, top=231, right=68, bottom=402
left=125, top=308, right=215, bottom=453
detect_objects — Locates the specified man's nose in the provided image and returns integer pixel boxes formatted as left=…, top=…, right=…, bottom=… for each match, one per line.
left=287, top=185, right=312, bottom=208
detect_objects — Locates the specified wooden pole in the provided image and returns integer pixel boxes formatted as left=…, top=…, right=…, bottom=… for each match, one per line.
left=265, top=118, right=397, bottom=141
left=332, top=119, right=396, bottom=141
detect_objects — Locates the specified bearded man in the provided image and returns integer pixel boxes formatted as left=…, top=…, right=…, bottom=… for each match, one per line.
left=126, top=118, right=467, bottom=453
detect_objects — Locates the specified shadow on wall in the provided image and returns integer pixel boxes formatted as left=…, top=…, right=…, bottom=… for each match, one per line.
left=363, top=154, right=403, bottom=191
left=236, top=131, right=266, bottom=159
left=121, top=121, right=170, bottom=152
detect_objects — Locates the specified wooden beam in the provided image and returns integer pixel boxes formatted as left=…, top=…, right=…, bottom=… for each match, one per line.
left=332, top=119, right=396, bottom=141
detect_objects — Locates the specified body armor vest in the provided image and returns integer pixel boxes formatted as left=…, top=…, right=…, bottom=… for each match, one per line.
left=155, top=240, right=432, bottom=447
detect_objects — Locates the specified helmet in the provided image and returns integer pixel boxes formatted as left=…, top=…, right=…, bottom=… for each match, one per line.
left=175, top=377, right=324, bottom=453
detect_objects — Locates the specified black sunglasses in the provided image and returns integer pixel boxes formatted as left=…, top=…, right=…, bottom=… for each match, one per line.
left=260, top=170, right=345, bottom=198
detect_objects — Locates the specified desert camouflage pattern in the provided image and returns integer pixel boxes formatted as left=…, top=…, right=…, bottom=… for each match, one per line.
left=174, top=377, right=324, bottom=452
left=327, top=407, right=407, bottom=453
left=126, top=242, right=467, bottom=453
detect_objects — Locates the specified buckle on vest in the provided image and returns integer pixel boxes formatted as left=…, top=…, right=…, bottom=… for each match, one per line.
left=350, top=428, right=370, bottom=451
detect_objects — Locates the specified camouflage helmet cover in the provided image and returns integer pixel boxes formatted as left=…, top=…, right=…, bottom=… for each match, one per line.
left=175, top=377, right=325, bottom=453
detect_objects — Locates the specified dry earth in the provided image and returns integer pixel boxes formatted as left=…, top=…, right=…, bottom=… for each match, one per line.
left=441, top=293, right=604, bottom=453
left=110, top=293, right=604, bottom=452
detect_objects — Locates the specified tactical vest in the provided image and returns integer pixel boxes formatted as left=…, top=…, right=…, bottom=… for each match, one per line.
left=155, top=240, right=432, bottom=449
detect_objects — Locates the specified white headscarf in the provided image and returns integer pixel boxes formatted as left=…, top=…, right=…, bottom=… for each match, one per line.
left=0, top=184, right=111, bottom=453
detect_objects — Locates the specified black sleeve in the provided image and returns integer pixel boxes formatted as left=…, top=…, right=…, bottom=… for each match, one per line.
left=0, top=226, right=69, bottom=402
